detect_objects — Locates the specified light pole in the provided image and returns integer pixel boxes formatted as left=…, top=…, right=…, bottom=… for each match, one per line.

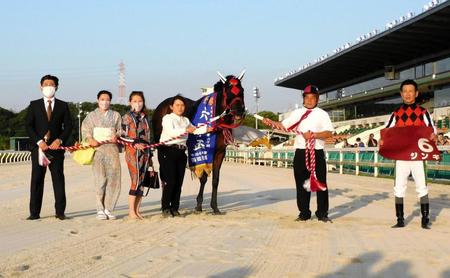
left=77, top=102, right=83, bottom=142
left=253, top=87, right=260, bottom=129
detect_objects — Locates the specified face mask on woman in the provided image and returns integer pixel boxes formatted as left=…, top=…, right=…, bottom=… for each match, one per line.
left=132, top=102, right=143, bottom=112
left=42, top=86, right=56, bottom=98
left=99, top=100, right=110, bottom=111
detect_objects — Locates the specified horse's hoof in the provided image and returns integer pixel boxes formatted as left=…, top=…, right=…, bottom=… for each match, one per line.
left=194, top=206, right=203, bottom=214
left=212, top=210, right=225, bottom=215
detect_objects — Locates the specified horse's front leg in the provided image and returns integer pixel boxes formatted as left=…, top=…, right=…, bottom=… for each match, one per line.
left=195, top=172, right=208, bottom=213
left=211, top=150, right=226, bottom=214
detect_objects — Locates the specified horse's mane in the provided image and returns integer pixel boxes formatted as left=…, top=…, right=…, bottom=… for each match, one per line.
left=213, top=80, right=225, bottom=116
left=186, top=98, right=203, bottom=120
left=187, top=80, right=225, bottom=121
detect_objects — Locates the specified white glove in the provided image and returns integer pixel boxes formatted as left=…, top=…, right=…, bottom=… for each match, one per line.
left=193, top=125, right=208, bottom=135
left=303, top=179, right=311, bottom=192
left=254, top=114, right=264, bottom=120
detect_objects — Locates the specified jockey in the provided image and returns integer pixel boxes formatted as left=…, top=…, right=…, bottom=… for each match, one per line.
left=382, top=79, right=436, bottom=229
left=262, top=85, right=334, bottom=222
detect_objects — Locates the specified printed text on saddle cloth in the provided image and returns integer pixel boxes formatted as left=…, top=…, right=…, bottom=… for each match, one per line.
left=379, top=126, right=441, bottom=161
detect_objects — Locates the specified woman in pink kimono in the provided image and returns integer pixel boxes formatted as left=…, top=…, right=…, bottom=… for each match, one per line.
left=82, top=90, right=122, bottom=220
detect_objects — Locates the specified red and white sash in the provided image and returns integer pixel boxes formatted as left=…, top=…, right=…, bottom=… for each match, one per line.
left=305, top=134, right=327, bottom=192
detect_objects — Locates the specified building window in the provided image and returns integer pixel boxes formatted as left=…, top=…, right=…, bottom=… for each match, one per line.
left=399, top=68, right=414, bottom=79
left=425, top=62, right=433, bottom=76
left=415, top=65, right=425, bottom=78
left=434, top=86, right=450, bottom=108
left=436, top=57, right=450, bottom=74
left=327, top=91, right=338, bottom=101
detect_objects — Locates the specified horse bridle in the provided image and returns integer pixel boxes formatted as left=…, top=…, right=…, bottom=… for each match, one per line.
left=216, top=86, right=245, bottom=129
left=214, top=71, right=246, bottom=129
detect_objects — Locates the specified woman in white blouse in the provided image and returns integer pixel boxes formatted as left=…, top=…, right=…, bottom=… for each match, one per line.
left=159, top=95, right=196, bottom=217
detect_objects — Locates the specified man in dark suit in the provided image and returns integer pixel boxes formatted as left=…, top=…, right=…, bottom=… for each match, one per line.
left=25, top=74, right=73, bottom=220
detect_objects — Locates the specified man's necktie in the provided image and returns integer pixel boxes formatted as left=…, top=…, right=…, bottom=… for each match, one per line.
left=45, top=100, right=52, bottom=142
left=47, top=100, right=52, bottom=121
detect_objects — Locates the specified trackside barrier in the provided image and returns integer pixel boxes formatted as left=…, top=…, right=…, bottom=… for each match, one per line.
left=225, top=146, right=450, bottom=181
left=0, top=151, right=32, bottom=165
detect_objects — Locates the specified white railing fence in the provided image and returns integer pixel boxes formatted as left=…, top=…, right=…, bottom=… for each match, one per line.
left=225, top=146, right=450, bottom=180
left=0, top=151, right=32, bottom=165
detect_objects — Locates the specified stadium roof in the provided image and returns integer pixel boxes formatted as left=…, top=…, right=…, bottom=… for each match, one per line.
left=275, top=1, right=450, bottom=93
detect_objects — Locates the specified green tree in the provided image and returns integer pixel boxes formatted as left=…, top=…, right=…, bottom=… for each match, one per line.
left=0, top=136, right=9, bottom=149
left=241, top=110, right=279, bottom=129
left=9, top=109, right=28, bottom=137
left=69, top=102, right=154, bottom=143
left=0, top=107, right=15, bottom=137
left=0, top=102, right=154, bottom=150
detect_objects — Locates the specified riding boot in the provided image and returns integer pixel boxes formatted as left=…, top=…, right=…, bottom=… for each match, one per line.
left=392, top=197, right=404, bottom=228
left=420, top=203, right=430, bottom=229
left=420, top=195, right=430, bottom=229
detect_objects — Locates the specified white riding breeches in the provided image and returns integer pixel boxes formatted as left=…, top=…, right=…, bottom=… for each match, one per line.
left=394, top=160, right=428, bottom=198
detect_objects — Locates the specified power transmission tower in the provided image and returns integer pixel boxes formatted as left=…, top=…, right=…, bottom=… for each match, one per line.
left=118, top=61, right=126, bottom=104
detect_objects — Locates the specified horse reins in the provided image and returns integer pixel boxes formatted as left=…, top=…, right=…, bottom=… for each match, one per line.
left=56, top=107, right=232, bottom=152
left=215, top=86, right=245, bottom=129
left=58, top=82, right=245, bottom=152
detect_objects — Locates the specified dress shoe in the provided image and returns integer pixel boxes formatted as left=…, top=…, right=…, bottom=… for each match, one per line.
left=104, top=209, right=116, bottom=220
left=96, top=211, right=107, bottom=220
left=55, top=214, right=66, bottom=220
left=26, top=215, right=40, bottom=220
left=162, top=209, right=173, bottom=218
left=317, top=216, right=332, bottom=223
left=171, top=209, right=181, bottom=217
left=295, top=214, right=311, bottom=221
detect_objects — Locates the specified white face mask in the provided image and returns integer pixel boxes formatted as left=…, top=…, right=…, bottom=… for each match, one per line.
left=42, top=86, right=56, bottom=98
left=131, top=103, right=143, bottom=112
left=99, top=100, right=110, bottom=111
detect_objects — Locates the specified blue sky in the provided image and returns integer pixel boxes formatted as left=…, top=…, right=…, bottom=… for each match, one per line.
left=0, top=0, right=428, bottom=112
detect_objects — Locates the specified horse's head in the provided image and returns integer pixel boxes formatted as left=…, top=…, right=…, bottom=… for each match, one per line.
left=215, top=71, right=246, bottom=127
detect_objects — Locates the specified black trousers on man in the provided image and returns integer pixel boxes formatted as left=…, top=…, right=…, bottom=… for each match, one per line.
left=30, top=148, right=66, bottom=217
left=293, top=149, right=329, bottom=218
left=158, top=146, right=187, bottom=211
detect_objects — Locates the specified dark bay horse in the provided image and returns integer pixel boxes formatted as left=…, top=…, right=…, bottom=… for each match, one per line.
left=152, top=72, right=246, bottom=214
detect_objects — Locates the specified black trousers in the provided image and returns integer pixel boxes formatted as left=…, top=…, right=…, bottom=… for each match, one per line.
left=158, top=147, right=187, bottom=211
left=293, top=149, right=329, bottom=218
left=30, top=148, right=66, bottom=216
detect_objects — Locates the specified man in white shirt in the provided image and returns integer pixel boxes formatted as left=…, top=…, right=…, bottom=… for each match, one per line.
left=263, top=85, right=334, bottom=222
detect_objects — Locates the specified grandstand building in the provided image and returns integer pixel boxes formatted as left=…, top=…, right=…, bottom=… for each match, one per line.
left=275, top=0, right=450, bottom=144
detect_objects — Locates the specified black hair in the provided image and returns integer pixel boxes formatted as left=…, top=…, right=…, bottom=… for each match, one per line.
left=400, top=79, right=418, bottom=91
left=129, top=91, right=147, bottom=111
left=40, top=74, right=59, bottom=87
left=170, top=94, right=186, bottom=106
left=97, top=90, right=112, bottom=100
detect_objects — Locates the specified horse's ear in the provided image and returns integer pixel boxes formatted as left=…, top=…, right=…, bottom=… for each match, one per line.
left=217, top=71, right=227, bottom=83
left=237, top=69, right=246, bottom=81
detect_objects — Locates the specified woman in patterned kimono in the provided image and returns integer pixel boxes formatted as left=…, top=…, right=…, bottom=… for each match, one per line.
left=81, top=90, right=122, bottom=220
left=122, top=91, right=153, bottom=219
